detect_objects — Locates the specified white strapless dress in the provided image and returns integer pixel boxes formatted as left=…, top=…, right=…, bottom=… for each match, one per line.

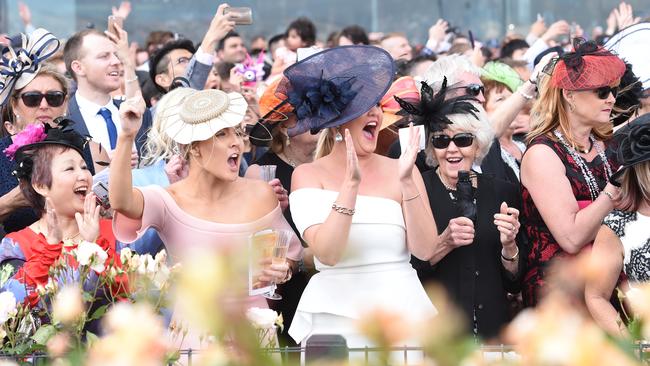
left=288, top=188, right=437, bottom=347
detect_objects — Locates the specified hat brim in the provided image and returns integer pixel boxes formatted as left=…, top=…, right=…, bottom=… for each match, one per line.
left=164, top=92, right=248, bottom=144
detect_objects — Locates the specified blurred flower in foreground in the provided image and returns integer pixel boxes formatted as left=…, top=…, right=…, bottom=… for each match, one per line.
left=52, top=285, right=83, bottom=325
left=87, top=302, right=169, bottom=366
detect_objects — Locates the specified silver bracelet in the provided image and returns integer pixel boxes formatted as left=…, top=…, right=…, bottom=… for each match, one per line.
left=125, top=75, right=138, bottom=83
left=517, top=88, right=535, bottom=100
left=501, top=246, right=519, bottom=262
left=332, top=202, right=355, bottom=216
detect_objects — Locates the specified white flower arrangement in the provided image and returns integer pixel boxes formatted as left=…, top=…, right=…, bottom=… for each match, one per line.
left=75, top=241, right=108, bottom=273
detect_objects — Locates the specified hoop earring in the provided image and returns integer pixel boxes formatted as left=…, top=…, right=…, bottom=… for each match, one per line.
left=334, top=130, right=343, bottom=142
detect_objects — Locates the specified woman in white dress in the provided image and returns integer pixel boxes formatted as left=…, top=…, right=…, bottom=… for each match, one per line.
left=281, top=46, right=439, bottom=351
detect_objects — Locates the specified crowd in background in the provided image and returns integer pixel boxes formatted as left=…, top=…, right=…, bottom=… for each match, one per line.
left=0, top=0, right=649, bottom=363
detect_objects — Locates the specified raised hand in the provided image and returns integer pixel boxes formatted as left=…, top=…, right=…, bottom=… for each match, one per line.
left=344, top=129, right=361, bottom=185
left=494, top=202, right=520, bottom=247
left=44, top=198, right=63, bottom=245
left=398, top=123, right=420, bottom=183
left=201, top=3, right=237, bottom=52
left=118, top=95, right=146, bottom=137
left=18, top=2, right=32, bottom=26
left=104, top=22, right=130, bottom=66
left=442, top=217, right=475, bottom=248
left=165, top=155, right=189, bottom=184
left=428, top=19, right=448, bottom=45
left=614, top=2, right=640, bottom=30
left=541, top=20, right=570, bottom=43
left=75, top=193, right=101, bottom=243
left=111, top=1, right=132, bottom=20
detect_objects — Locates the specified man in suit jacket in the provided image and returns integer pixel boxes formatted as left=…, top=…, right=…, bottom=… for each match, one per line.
left=63, top=29, right=152, bottom=162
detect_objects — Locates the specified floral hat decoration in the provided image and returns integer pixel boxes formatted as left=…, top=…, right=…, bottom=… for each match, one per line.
left=543, top=38, right=625, bottom=91
left=247, top=77, right=295, bottom=146
left=393, top=76, right=480, bottom=134
left=276, top=45, right=395, bottom=136
left=610, top=113, right=650, bottom=185
left=3, top=118, right=91, bottom=180
left=379, top=76, right=420, bottom=131
left=164, top=89, right=248, bottom=144
left=0, top=28, right=60, bottom=106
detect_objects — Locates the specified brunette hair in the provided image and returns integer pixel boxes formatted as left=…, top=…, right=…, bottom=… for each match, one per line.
left=618, top=161, right=650, bottom=212
left=18, top=145, right=69, bottom=215
left=286, top=17, right=317, bottom=47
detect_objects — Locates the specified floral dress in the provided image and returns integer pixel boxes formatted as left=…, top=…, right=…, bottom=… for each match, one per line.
left=521, top=135, right=619, bottom=306
left=0, top=219, right=126, bottom=308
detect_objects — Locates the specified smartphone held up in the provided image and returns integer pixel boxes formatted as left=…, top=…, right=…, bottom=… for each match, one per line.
left=107, top=15, right=123, bottom=36
left=224, top=7, right=253, bottom=25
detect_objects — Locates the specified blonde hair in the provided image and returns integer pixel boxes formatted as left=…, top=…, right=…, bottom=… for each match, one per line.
left=527, top=74, right=612, bottom=147
left=314, top=128, right=336, bottom=160
left=141, top=87, right=196, bottom=166
left=618, top=161, right=650, bottom=212
left=421, top=54, right=481, bottom=89
left=424, top=107, right=494, bottom=167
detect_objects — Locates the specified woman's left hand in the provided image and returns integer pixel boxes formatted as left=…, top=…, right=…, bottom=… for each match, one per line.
left=494, top=201, right=520, bottom=247
left=269, top=178, right=289, bottom=211
left=398, top=123, right=421, bottom=183
left=76, top=193, right=101, bottom=243
left=257, top=257, right=290, bottom=284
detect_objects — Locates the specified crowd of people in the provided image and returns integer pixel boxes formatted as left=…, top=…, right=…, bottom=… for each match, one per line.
left=0, top=0, right=649, bottom=361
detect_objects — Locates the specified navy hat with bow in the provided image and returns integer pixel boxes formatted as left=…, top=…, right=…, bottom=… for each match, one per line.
left=276, top=45, right=395, bottom=136
left=0, top=28, right=60, bottom=106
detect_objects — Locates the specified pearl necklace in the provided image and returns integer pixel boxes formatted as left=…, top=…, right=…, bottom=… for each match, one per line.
left=553, top=129, right=613, bottom=201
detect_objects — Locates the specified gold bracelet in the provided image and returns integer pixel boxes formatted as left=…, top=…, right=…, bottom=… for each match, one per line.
left=332, top=202, right=355, bottom=216
left=403, top=193, right=420, bottom=202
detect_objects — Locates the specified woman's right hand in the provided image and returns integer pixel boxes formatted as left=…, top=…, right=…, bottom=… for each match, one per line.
left=118, top=95, right=146, bottom=138
left=344, top=129, right=361, bottom=186
left=44, top=198, right=62, bottom=245
left=441, top=217, right=475, bottom=248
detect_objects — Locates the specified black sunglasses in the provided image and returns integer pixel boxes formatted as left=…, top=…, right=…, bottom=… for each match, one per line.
left=593, top=86, right=618, bottom=100
left=431, top=133, right=475, bottom=149
left=18, top=91, right=66, bottom=108
left=464, top=84, right=485, bottom=97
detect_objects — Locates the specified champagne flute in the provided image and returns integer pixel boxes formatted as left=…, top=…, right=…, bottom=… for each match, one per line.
left=259, top=165, right=277, bottom=182
left=263, top=229, right=292, bottom=300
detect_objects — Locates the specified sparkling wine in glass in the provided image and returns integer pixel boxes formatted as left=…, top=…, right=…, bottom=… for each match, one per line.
left=263, top=229, right=292, bottom=300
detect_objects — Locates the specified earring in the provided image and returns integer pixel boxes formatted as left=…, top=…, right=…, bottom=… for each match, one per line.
left=334, top=130, right=343, bottom=142
left=568, top=103, right=575, bottom=112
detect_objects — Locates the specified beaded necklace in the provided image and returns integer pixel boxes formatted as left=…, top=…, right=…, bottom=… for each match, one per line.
left=553, top=129, right=613, bottom=201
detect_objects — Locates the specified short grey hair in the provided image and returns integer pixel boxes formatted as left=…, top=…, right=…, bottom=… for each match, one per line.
left=424, top=105, right=494, bottom=167
left=419, top=54, right=481, bottom=92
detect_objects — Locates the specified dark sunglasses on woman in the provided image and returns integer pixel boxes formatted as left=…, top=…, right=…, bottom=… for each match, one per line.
left=593, top=85, right=618, bottom=100
left=431, top=133, right=475, bottom=149
left=17, top=91, right=66, bottom=108
left=465, top=84, right=485, bottom=97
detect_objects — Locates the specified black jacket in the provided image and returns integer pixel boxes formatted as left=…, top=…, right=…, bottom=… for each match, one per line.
left=411, top=170, right=526, bottom=339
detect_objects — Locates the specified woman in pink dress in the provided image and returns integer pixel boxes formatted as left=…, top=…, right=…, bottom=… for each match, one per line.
left=108, top=88, right=302, bottom=346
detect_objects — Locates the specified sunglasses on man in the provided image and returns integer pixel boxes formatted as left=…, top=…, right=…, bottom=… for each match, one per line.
left=17, top=91, right=66, bottom=108
left=431, top=133, right=475, bottom=149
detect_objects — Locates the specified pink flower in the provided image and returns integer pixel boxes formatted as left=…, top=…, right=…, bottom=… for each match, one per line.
left=3, top=123, right=47, bottom=160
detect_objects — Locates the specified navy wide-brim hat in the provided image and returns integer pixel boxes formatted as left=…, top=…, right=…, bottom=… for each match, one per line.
left=611, top=113, right=650, bottom=185
left=277, top=45, right=395, bottom=136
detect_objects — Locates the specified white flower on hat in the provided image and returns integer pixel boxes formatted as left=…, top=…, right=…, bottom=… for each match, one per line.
left=76, top=241, right=108, bottom=273
left=0, top=291, right=17, bottom=324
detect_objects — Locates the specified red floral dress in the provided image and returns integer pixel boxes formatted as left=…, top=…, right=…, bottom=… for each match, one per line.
left=521, top=135, right=619, bottom=306
left=0, top=219, right=127, bottom=307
